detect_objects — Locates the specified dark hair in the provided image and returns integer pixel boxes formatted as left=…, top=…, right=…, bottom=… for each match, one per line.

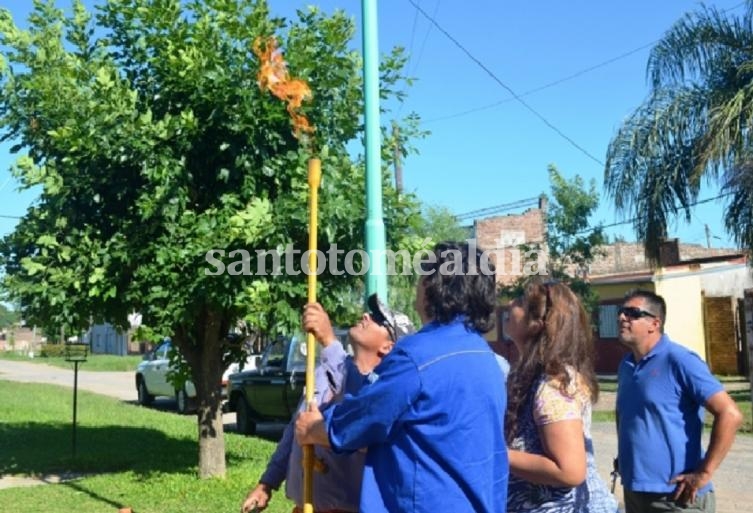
left=624, top=289, right=666, bottom=329
left=420, top=241, right=497, bottom=333
left=505, top=279, right=598, bottom=443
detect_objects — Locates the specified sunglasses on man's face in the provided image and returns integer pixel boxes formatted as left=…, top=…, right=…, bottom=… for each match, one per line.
left=618, top=306, right=656, bottom=320
left=369, top=311, right=397, bottom=341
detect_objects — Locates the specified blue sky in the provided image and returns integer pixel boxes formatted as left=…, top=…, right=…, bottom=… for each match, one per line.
left=0, top=0, right=745, bottom=249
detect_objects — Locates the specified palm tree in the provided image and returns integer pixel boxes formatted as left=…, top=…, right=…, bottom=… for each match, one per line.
left=605, top=1, right=753, bottom=260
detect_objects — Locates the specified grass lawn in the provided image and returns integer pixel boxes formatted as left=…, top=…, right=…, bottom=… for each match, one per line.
left=0, top=351, right=144, bottom=371
left=0, top=380, right=295, bottom=513
left=592, top=384, right=752, bottom=434
left=726, top=388, right=752, bottom=433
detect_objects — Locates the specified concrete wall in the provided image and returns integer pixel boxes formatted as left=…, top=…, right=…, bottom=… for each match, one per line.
left=697, top=262, right=753, bottom=298
left=589, top=241, right=741, bottom=276
left=654, top=269, right=707, bottom=359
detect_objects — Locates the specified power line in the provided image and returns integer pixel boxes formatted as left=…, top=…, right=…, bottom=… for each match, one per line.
left=425, top=41, right=656, bottom=124
left=406, top=0, right=605, bottom=166
left=453, top=192, right=734, bottom=237
left=422, top=1, right=748, bottom=125
left=455, top=197, right=539, bottom=222
left=397, top=0, right=423, bottom=117
left=574, top=192, right=735, bottom=235
left=405, top=0, right=422, bottom=74
left=409, top=0, right=441, bottom=79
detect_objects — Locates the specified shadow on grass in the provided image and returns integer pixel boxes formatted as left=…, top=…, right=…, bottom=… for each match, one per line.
left=0, top=422, right=197, bottom=476
left=63, top=480, right=130, bottom=511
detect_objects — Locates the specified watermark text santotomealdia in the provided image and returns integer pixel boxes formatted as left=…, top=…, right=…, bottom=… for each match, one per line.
left=204, top=232, right=547, bottom=277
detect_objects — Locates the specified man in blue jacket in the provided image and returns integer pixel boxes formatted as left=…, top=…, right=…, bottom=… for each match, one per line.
left=297, top=241, right=509, bottom=513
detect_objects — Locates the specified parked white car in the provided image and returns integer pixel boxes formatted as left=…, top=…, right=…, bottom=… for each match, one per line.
left=135, top=338, right=260, bottom=414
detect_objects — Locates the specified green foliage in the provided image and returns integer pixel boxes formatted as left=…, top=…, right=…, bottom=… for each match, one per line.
left=604, top=1, right=753, bottom=260
left=38, top=343, right=66, bottom=358
left=384, top=202, right=470, bottom=328
left=0, top=303, right=19, bottom=328
left=0, top=0, right=425, bottom=477
left=420, top=204, right=471, bottom=242
left=500, top=165, right=605, bottom=314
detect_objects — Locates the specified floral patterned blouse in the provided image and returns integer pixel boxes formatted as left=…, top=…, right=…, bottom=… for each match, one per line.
left=507, top=370, right=619, bottom=513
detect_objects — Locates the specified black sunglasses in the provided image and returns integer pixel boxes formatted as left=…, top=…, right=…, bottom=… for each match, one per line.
left=618, top=306, right=656, bottom=320
left=369, top=310, right=397, bottom=341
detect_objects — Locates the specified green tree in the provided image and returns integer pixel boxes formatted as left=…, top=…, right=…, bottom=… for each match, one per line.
left=500, top=165, right=605, bottom=313
left=0, top=0, right=422, bottom=478
left=421, top=204, right=471, bottom=242
left=0, top=303, right=19, bottom=328
left=385, top=202, right=469, bottom=328
left=605, top=1, right=753, bottom=261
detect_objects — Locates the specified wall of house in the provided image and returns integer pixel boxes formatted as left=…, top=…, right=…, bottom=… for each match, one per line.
left=592, top=281, right=654, bottom=301
left=85, top=323, right=127, bottom=356
left=653, top=270, right=706, bottom=359
left=589, top=241, right=741, bottom=276
left=697, top=262, right=753, bottom=297
left=651, top=261, right=753, bottom=363
left=474, top=207, right=547, bottom=286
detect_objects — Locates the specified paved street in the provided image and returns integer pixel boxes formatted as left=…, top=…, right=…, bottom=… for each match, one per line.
left=1, top=358, right=751, bottom=512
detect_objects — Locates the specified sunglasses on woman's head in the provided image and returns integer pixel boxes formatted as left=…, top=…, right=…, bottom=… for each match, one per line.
left=618, top=306, right=656, bottom=320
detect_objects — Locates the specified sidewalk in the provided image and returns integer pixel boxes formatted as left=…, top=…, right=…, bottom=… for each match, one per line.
left=0, top=358, right=137, bottom=401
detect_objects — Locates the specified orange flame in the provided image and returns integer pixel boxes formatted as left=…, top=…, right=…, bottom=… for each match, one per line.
left=253, top=37, right=314, bottom=140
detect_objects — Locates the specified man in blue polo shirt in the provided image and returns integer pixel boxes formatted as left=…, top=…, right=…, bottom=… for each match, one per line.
left=615, top=289, right=743, bottom=513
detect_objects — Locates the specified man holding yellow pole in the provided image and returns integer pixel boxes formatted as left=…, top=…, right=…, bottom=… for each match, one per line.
left=240, top=296, right=415, bottom=513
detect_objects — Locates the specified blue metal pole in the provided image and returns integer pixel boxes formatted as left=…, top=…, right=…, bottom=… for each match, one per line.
left=361, top=0, right=388, bottom=300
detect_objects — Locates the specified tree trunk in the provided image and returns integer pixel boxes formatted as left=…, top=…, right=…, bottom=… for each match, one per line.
left=196, top=391, right=226, bottom=478
left=176, top=308, right=228, bottom=479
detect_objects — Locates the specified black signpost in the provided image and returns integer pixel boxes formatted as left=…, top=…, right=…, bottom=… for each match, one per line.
left=64, top=342, right=88, bottom=458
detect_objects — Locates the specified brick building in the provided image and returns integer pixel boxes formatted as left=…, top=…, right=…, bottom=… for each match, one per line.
left=471, top=197, right=750, bottom=375
left=474, top=196, right=548, bottom=287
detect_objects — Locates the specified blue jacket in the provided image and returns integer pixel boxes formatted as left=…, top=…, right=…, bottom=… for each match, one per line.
left=323, top=318, right=509, bottom=513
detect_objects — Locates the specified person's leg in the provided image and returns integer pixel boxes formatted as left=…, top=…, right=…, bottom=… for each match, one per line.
left=624, top=489, right=715, bottom=513
left=692, top=491, right=715, bottom=513
left=624, top=490, right=673, bottom=513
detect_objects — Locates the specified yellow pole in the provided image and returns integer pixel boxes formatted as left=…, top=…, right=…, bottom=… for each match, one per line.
left=303, top=157, right=321, bottom=513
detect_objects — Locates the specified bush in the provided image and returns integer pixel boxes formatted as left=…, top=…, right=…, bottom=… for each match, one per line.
left=39, top=344, right=66, bottom=358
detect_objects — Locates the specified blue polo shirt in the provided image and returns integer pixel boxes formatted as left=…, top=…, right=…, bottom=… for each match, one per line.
left=322, top=318, right=509, bottom=513
left=616, top=334, right=724, bottom=495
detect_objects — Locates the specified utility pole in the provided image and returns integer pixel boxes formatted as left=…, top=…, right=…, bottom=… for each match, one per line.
left=705, top=224, right=712, bottom=248
left=393, top=121, right=403, bottom=195
left=362, top=0, right=388, bottom=301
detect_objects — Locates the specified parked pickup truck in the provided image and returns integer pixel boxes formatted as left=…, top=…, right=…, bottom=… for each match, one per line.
left=226, top=330, right=349, bottom=435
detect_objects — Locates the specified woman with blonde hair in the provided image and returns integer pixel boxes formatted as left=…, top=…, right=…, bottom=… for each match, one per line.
left=504, top=279, right=617, bottom=513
